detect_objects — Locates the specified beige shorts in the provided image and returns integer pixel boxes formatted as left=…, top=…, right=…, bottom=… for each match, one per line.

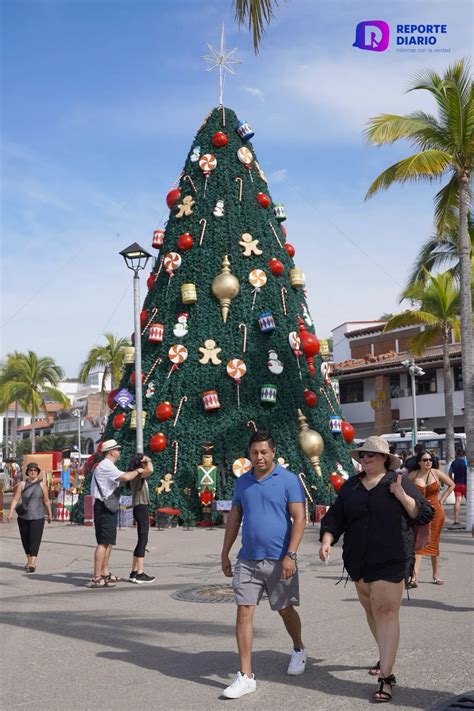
left=232, top=558, right=300, bottom=610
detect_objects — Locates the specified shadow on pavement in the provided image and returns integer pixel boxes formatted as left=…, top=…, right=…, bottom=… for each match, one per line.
left=0, top=609, right=448, bottom=708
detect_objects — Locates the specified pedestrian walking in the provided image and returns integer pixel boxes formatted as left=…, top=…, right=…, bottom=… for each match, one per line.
left=449, top=449, right=468, bottom=526
left=404, top=443, right=425, bottom=473
left=319, top=436, right=434, bottom=703
left=89, top=439, right=152, bottom=588
left=129, top=458, right=155, bottom=584
left=7, top=462, right=52, bottom=572
left=408, top=450, right=455, bottom=586
left=220, top=430, right=306, bottom=699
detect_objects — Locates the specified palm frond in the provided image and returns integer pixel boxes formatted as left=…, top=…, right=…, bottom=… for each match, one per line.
left=384, top=310, right=439, bottom=330
left=364, top=113, right=438, bottom=146
left=365, top=150, right=453, bottom=199
left=408, top=325, right=443, bottom=356
left=402, top=236, right=458, bottom=293
left=233, top=0, right=278, bottom=53
left=434, top=176, right=459, bottom=236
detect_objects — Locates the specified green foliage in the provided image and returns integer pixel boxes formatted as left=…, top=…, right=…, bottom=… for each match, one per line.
left=74, top=106, right=354, bottom=523
left=16, top=434, right=75, bottom=458
left=233, top=0, right=279, bottom=53
left=78, top=333, right=129, bottom=391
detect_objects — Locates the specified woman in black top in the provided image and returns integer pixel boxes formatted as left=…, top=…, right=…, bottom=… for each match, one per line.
left=319, top=436, right=433, bottom=703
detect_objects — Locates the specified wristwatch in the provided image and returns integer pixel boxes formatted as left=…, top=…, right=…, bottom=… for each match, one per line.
left=286, top=551, right=297, bottom=561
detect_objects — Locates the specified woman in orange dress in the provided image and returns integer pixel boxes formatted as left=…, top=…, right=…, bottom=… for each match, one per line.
left=409, top=450, right=454, bottom=585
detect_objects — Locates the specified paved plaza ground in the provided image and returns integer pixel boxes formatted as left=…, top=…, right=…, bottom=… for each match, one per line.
left=1, top=514, right=473, bottom=711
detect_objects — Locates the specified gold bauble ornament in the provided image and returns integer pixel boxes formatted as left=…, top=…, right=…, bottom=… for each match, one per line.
left=211, top=255, right=240, bottom=323
left=122, top=346, right=135, bottom=364
left=297, top=408, right=324, bottom=477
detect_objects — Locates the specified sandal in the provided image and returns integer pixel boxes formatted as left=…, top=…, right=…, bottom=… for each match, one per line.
left=374, top=674, right=396, bottom=703
left=88, top=577, right=116, bottom=588
left=102, top=573, right=122, bottom=583
left=406, top=580, right=418, bottom=589
left=369, top=660, right=381, bottom=676
left=432, top=578, right=444, bottom=585
left=27, top=566, right=36, bottom=573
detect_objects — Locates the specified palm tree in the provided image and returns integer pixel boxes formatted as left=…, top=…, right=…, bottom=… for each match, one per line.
left=0, top=351, right=69, bottom=453
left=0, top=353, right=22, bottom=458
left=404, top=218, right=474, bottom=291
left=78, top=333, right=129, bottom=408
left=234, top=0, right=280, bottom=53
left=385, top=271, right=463, bottom=463
left=364, top=59, right=473, bottom=512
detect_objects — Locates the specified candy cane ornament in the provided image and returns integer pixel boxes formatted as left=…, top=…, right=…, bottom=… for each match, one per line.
left=227, top=358, right=247, bottom=409
left=172, top=440, right=179, bottom=476
left=246, top=420, right=257, bottom=432
left=143, top=355, right=162, bottom=385
left=248, top=269, right=267, bottom=310
left=173, top=396, right=188, bottom=427
left=269, top=222, right=283, bottom=249
left=238, top=323, right=248, bottom=353
left=289, top=331, right=303, bottom=380
left=199, top=153, right=217, bottom=196
left=167, top=344, right=188, bottom=378
left=235, top=177, right=243, bottom=202
left=199, top=218, right=207, bottom=246
left=141, top=307, right=159, bottom=335
left=182, top=175, right=197, bottom=193
left=280, top=287, right=288, bottom=316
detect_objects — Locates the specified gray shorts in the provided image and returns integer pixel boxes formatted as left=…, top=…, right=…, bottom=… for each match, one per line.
left=232, top=558, right=300, bottom=610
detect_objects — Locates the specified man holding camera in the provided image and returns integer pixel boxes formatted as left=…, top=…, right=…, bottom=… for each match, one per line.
left=89, top=439, right=153, bottom=588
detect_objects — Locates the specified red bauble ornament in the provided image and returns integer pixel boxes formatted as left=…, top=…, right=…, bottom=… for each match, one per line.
left=147, top=273, right=157, bottom=290
left=284, top=243, right=295, bottom=258
left=330, top=472, right=345, bottom=492
left=140, top=309, right=148, bottom=327
left=281, top=224, right=287, bottom=237
left=177, top=233, right=194, bottom=251
left=299, top=329, right=320, bottom=357
left=341, top=421, right=356, bottom=444
left=256, top=192, right=270, bottom=208
left=112, top=413, right=126, bottom=430
left=107, top=389, right=119, bottom=410
left=166, top=188, right=181, bottom=210
left=211, top=131, right=229, bottom=148
left=269, top=258, right=284, bottom=276
left=149, top=432, right=167, bottom=452
left=155, top=401, right=173, bottom=422
left=303, top=389, right=318, bottom=407
left=130, top=371, right=145, bottom=387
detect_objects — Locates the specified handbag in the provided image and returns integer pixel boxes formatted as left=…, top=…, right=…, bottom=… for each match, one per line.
left=93, top=473, right=120, bottom=513
left=15, top=502, right=28, bottom=516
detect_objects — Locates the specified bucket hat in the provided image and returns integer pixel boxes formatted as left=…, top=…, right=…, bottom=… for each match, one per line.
left=350, top=436, right=401, bottom=470
left=25, top=462, right=41, bottom=474
left=101, top=439, right=122, bottom=453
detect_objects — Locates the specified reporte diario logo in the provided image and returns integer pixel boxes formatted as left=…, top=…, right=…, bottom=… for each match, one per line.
left=353, top=21, right=390, bottom=52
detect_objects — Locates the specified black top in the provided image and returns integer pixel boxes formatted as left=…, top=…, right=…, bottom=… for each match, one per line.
left=320, top=470, right=434, bottom=583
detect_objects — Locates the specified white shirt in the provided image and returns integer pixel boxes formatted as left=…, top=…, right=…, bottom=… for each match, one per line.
left=91, top=458, right=123, bottom=500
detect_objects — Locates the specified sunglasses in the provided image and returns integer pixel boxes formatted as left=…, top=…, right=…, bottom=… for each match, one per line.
left=421, top=458, right=432, bottom=462
left=358, top=452, right=378, bottom=460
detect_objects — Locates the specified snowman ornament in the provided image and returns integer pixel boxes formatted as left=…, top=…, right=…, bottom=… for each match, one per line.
left=173, top=313, right=189, bottom=338
left=213, top=199, right=225, bottom=217
left=335, top=461, right=349, bottom=480
left=267, top=349, right=284, bottom=376
left=190, top=146, right=201, bottom=162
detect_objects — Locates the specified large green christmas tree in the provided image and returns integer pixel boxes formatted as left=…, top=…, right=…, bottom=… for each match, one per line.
left=74, top=106, right=356, bottom=524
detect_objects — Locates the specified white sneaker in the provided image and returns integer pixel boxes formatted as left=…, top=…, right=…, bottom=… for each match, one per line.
left=222, top=672, right=257, bottom=698
left=287, top=648, right=307, bottom=676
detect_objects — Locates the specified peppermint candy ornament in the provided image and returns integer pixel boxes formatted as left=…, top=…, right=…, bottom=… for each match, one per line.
left=227, top=358, right=247, bottom=409
left=164, top=252, right=182, bottom=288
left=248, top=269, right=267, bottom=310
left=237, top=147, right=254, bottom=183
left=167, top=344, right=188, bottom=378
left=199, top=153, right=217, bottom=196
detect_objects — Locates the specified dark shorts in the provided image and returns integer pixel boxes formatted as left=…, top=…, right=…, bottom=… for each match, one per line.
left=454, top=484, right=467, bottom=498
left=94, top=499, right=118, bottom=546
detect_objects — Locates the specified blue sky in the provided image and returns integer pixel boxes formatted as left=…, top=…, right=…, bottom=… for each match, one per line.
left=1, top=0, right=472, bottom=376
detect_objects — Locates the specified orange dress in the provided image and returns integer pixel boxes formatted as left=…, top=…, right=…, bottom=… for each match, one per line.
left=415, top=479, right=444, bottom=556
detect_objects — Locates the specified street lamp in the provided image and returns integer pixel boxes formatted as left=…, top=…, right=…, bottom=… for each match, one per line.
left=402, top=359, right=425, bottom=447
left=120, top=242, right=152, bottom=456
left=72, top=409, right=82, bottom=460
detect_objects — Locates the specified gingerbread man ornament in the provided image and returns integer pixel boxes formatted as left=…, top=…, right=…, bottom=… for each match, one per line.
left=175, top=195, right=195, bottom=219
left=198, top=339, right=222, bottom=365
left=239, top=232, right=262, bottom=257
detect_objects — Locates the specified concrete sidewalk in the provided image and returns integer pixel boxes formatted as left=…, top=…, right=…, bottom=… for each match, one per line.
left=0, top=518, right=472, bottom=711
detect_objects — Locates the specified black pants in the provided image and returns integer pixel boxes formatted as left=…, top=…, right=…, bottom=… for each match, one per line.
left=133, top=504, right=149, bottom=558
left=18, top=518, right=45, bottom=557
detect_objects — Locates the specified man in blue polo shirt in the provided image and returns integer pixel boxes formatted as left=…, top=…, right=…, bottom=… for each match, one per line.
left=221, top=430, right=306, bottom=699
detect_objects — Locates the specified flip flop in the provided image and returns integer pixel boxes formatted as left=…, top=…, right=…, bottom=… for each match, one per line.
left=88, top=577, right=116, bottom=588
left=102, top=573, right=122, bottom=583
left=432, top=578, right=444, bottom=585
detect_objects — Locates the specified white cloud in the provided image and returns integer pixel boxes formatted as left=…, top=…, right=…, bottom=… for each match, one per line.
left=268, top=168, right=287, bottom=183
left=244, top=87, right=265, bottom=100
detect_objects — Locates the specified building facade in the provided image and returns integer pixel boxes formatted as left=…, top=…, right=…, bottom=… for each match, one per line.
left=332, top=321, right=464, bottom=439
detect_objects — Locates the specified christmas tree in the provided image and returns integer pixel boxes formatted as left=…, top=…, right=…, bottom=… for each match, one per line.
left=73, top=105, right=356, bottom=524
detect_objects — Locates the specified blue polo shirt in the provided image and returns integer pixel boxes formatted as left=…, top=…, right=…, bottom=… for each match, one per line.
left=232, top=464, right=305, bottom=560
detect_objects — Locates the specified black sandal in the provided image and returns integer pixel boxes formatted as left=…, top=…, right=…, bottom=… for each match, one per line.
left=369, top=660, right=381, bottom=676
left=374, top=674, right=396, bottom=703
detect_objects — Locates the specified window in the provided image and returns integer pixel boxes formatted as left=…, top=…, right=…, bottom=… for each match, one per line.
left=407, top=369, right=437, bottom=395
left=390, top=374, right=402, bottom=398
left=87, top=373, right=99, bottom=386
left=340, top=380, right=364, bottom=404
left=454, top=366, right=463, bottom=391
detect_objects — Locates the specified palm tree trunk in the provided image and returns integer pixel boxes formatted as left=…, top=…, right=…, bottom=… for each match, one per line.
left=12, top=402, right=18, bottom=458
left=31, top=417, right=36, bottom=454
left=442, top=330, right=455, bottom=465
left=457, top=174, right=473, bottom=531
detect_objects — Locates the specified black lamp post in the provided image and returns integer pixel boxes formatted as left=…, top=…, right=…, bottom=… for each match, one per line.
left=119, top=242, right=152, bottom=455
